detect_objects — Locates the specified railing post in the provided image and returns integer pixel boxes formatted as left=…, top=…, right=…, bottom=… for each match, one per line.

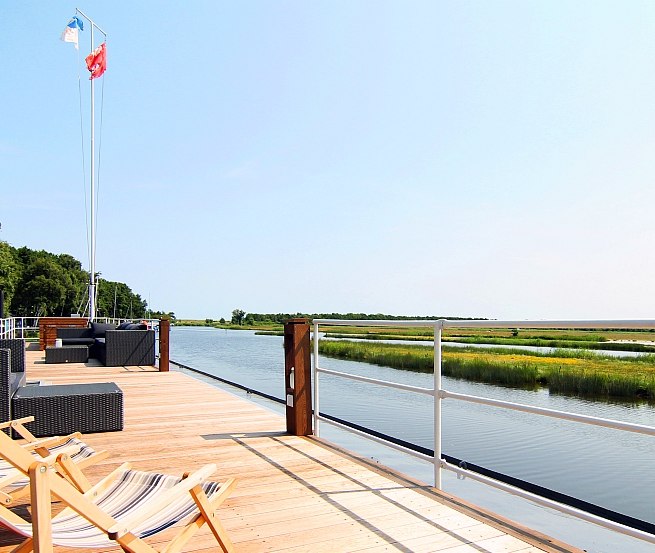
left=159, top=318, right=170, bottom=372
left=434, top=321, right=443, bottom=489
left=284, top=318, right=312, bottom=436
left=313, top=320, right=320, bottom=436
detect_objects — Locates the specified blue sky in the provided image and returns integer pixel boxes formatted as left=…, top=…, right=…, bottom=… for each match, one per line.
left=2, top=1, right=655, bottom=320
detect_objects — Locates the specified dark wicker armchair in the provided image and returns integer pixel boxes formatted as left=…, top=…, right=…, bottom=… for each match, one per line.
left=95, top=329, right=155, bottom=367
left=0, top=339, right=26, bottom=374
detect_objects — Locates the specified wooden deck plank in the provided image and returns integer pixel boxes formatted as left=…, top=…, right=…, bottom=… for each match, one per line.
left=0, top=344, right=584, bottom=553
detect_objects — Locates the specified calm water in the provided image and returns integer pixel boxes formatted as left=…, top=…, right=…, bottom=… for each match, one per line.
left=170, top=327, right=655, bottom=553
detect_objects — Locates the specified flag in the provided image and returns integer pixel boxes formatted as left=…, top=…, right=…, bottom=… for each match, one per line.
left=85, top=43, right=107, bottom=80
left=61, top=16, right=84, bottom=50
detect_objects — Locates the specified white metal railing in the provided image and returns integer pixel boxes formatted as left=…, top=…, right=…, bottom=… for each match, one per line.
left=0, top=317, right=40, bottom=339
left=312, top=318, right=655, bottom=545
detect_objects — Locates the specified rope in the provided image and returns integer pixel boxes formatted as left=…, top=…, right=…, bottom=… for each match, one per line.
left=76, top=48, right=90, bottom=273
left=95, top=69, right=105, bottom=253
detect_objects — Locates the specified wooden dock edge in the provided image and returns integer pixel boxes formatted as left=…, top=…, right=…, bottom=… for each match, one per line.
left=306, top=435, right=585, bottom=553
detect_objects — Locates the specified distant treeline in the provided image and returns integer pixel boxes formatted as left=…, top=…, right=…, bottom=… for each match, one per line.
left=0, top=241, right=148, bottom=319
left=230, top=310, right=486, bottom=325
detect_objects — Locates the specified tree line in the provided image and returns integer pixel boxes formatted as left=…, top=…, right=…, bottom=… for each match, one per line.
left=0, top=241, right=148, bottom=319
left=229, top=310, right=486, bottom=325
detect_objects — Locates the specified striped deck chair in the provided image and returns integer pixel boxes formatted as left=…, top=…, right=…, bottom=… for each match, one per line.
left=0, top=428, right=237, bottom=553
left=0, top=417, right=108, bottom=505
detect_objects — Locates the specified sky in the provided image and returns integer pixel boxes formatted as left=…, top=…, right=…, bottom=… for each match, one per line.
left=2, top=1, right=655, bottom=321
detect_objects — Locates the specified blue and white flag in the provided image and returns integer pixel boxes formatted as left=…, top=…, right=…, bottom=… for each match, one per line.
left=61, top=16, right=84, bottom=49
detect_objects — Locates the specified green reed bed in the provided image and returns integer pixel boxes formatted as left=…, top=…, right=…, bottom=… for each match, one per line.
left=324, top=333, right=433, bottom=342
left=322, top=332, right=655, bottom=352
left=443, top=337, right=655, bottom=352
left=317, top=340, right=655, bottom=401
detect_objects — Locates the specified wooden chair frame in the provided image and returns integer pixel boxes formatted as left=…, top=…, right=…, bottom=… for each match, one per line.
left=0, top=428, right=236, bottom=553
left=0, top=417, right=108, bottom=504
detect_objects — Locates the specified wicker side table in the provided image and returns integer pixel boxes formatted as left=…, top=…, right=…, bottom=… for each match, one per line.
left=45, top=345, right=89, bottom=364
left=12, top=382, right=123, bottom=437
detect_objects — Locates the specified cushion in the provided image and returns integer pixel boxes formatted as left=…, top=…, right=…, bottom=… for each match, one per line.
left=61, top=337, right=95, bottom=346
left=90, top=322, right=116, bottom=338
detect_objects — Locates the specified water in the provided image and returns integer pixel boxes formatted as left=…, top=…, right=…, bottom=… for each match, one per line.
left=170, top=327, right=655, bottom=552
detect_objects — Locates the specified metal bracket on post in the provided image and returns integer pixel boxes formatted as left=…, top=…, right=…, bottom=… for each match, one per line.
left=284, top=318, right=312, bottom=436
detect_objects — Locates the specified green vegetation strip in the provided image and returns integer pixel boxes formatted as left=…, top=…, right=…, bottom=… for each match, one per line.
left=318, top=340, right=655, bottom=401
left=323, top=332, right=655, bottom=352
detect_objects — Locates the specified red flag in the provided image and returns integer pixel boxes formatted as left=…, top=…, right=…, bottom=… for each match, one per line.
left=85, top=42, right=107, bottom=80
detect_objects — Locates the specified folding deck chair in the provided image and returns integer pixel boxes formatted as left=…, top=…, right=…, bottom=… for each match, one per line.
left=0, top=417, right=108, bottom=505
left=0, top=428, right=236, bottom=553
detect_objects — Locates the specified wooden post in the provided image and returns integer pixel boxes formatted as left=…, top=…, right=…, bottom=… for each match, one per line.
left=30, top=462, right=53, bottom=553
left=159, top=318, right=170, bottom=372
left=284, top=318, right=312, bottom=436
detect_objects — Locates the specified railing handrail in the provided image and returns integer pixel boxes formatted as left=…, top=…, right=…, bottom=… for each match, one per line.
left=314, top=317, right=655, bottom=329
left=312, top=317, right=655, bottom=545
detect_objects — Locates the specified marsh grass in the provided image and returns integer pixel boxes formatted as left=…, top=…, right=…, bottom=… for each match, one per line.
left=444, top=336, right=655, bottom=352
left=318, top=340, right=655, bottom=401
left=322, top=331, right=655, bottom=352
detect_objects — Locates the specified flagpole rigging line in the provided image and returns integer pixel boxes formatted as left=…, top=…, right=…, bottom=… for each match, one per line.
left=77, top=52, right=90, bottom=316
left=75, top=8, right=108, bottom=38
left=72, top=8, right=107, bottom=322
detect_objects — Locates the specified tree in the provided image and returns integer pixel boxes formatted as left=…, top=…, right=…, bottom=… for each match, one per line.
left=0, top=242, right=19, bottom=316
left=12, top=258, right=69, bottom=316
left=231, top=309, right=246, bottom=326
left=1, top=242, right=155, bottom=318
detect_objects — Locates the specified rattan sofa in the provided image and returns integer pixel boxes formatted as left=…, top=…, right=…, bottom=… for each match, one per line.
left=56, top=322, right=155, bottom=367
left=0, top=344, right=123, bottom=437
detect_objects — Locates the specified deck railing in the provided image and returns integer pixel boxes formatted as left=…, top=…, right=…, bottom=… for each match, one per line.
left=312, top=318, right=655, bottom=545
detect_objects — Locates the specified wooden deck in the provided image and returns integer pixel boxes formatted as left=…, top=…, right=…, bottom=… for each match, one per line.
left=0, top=345, right=583, bottom=553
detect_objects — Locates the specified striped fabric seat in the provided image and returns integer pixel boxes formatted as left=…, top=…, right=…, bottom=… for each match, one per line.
left=0, top=427, right=236, bottom=552
left=0, top=436, right=96, bottom=490
left=2, top=468, right=223, bottom=548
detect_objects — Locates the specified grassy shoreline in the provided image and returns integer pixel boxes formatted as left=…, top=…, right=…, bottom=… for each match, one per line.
left=318, top=340, right=655, bottom=402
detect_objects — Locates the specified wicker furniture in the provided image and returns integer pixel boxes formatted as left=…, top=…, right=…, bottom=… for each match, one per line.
left=12, top=382, right=123, bottom=437
left=98, top=329, right=155, bottom=366
left=0, top=348, right=26, bottom=431
left=56, top=326, right=155, bottom=367
left=45, top=345, right=89, bottom=364
left=0, top=339, right=26, bottom=374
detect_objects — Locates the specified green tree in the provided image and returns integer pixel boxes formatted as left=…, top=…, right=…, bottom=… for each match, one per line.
left=0, top=242, right=20, bottom=316
left=231, top=309, right=246, bottom=325
left=12, top=257, right=68, bottom=316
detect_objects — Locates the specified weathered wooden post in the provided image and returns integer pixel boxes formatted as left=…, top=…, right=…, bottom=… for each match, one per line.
left=284, top=318, right=312, bottom=436
left=159, top=317, right=170, bottom=372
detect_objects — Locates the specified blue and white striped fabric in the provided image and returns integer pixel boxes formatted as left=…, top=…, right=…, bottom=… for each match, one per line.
left=3, top=468, right=222, bottom=548
left=0, top=437, right=96, bottom=489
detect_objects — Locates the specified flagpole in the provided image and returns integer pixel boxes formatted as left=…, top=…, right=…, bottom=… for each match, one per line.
left=75, top=9, right=106, bottom=322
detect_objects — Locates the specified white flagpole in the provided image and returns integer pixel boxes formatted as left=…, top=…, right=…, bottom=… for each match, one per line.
left=75, top=9, right=106, bottom=322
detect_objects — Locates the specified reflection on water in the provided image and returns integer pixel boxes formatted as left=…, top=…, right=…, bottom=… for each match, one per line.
left=170, top=327, right=655, bottom=552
